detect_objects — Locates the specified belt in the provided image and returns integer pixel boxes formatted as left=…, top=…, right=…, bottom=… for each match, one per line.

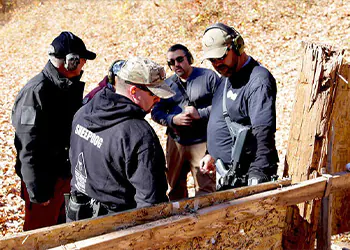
left=70, top=191, right=91, bottom=204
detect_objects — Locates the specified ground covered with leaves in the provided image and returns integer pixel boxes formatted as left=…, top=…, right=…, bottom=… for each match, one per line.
left=0, top=0, right=349, bottom=239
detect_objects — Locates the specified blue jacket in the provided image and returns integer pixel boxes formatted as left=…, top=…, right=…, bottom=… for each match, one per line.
left=151, top=67, right=221, bottom=145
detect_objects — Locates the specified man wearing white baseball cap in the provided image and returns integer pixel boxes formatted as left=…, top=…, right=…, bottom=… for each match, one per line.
left=200, top=23, right=279, bottom=189
left=67, top=57, right=175, bottom=221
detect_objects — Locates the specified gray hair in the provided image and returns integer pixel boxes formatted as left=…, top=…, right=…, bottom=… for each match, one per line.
left=48, top=54, right=64, bottom=68
left=114, top=76, right=129, bottom=95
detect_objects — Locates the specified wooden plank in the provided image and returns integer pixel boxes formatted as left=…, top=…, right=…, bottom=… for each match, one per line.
left=4, top=173, right=350, bottom=250
left=50, top=205, right=287, bottom=250
left=0, top=179, right=291, bottom=250
left=51, top=173, right=350, bottom=250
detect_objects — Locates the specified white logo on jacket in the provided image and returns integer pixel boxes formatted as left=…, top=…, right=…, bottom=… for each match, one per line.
left=75, top=152, right=88, bottom=195
left=227, top=90, right=237, bottom=101
left=75, top=124, right=103, bottom=149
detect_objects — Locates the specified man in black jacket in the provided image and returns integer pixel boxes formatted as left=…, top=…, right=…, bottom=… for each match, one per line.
left=67, top=57, right=175, bottom=221
left=200, top=23, right=279, bottom=188
left=11, top=31, right=96, bottom=230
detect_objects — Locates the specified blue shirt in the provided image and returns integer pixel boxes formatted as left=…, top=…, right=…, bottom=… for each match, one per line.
left=152, top=67, right=220, bottom=145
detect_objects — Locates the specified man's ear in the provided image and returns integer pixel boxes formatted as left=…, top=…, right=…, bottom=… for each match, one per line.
left=129, top=85, right=139, bottom=103
left=129, top=85, right=137, bottom=95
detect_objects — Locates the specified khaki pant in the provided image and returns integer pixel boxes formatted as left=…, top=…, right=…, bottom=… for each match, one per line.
left=166, top=136, right=215, bottom=201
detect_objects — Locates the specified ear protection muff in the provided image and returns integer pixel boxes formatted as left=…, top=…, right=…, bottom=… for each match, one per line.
left=185, top=49, right=194, bottom=65
left=108, top=60, right=126, bottom=85
left=108, top=60, right=118, bottom=85
left=62, top=32, right=80, bottom=71
left=64, top=53, right=80, bottom=71
left=204, top=23, right=245, bottom=56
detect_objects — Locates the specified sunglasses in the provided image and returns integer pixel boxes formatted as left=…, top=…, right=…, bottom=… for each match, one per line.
left=208, top=47, right=231, bottom=63
left=167, top=56, right=185, bottom=67
left=134, top=84, right=155, bottom=96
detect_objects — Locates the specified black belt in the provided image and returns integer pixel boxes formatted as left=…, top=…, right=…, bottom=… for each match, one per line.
left=70, top=191, right=91, bottom=204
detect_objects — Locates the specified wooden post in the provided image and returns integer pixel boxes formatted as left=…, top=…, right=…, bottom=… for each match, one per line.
left=327, top=60, right=350, bottom=234
left=283, top=42, right=347, bottom=249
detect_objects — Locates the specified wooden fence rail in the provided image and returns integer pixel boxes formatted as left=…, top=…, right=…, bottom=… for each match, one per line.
left=0, top=179, right=291, bottom=250
left=1, top=172, right=350, bottom=249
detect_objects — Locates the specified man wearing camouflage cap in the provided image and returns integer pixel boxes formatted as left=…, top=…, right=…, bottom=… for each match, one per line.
left=67, top=57, right=175, bottom=221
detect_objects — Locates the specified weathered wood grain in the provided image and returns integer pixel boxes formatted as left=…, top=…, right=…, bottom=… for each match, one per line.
left=50, top=172, right=350, bottom=250
left=0, top=179, right=291, bottom=250
left=284, top=42, right=347, bottom=248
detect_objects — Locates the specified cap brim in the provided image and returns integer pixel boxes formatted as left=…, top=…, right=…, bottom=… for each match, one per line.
left=202, top=46, right=227, bottom=61
left=147, top=81, right=175, bottom=99
left=82, top=50, right=96, bottom=60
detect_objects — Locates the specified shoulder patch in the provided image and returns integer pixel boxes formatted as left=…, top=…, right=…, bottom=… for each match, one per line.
left=20, top=106, right=36, bottom=125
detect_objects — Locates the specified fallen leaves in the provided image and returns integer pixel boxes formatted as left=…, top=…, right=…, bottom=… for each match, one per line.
left=0, top=0, right=349, bottom=238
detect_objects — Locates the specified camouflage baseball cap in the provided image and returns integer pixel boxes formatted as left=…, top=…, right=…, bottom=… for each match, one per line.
left=117, top=56, right=175, bottom=99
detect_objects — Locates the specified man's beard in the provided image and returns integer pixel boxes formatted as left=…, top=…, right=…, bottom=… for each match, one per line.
left=175, top=67, right=185, bottom=77
left=216, top=64, right=235, bottom=77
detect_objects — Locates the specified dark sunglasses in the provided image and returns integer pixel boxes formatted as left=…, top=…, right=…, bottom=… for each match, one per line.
left=167, top=56, right=185, bottom=66
left=208, top=47, right=231, bottom=63
left=134, top=84, right=155, bottom=96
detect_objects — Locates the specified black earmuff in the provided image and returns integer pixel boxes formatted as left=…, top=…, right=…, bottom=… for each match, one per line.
left=204, top=23, right=245, bottom=56
left=63, top=32, right=80, bottom=71
left=108, top=60, right=117, bottom=85
left=64, top=53, right=80, bottom=71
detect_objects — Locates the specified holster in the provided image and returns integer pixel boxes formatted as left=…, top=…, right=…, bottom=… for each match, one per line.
left=65, top=192, right=93, bottom=222
left=216, top=159, right=247, bottom=191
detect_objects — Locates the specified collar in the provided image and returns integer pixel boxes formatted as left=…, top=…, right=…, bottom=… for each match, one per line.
left=241, top=56, right=251, bottom=68
left=43, top=61, right=83, bottom=90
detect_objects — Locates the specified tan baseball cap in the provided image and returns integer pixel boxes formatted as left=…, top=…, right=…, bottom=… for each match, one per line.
left=117, top=56, right=175, bottom=99
left=202, top=28, right=230, bottom=60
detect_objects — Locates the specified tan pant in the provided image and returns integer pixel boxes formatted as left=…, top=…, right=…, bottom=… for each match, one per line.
left=166, top=136, right=215, bottom=201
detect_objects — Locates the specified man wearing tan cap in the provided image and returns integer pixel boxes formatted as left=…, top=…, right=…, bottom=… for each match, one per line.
left=66, top=57, right=175, bottom=221
left=200, top=23, right=279, bottom=189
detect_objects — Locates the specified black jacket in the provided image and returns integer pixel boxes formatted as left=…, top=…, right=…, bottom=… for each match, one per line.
left=151, top=67, right=220, bottom=145
left=12, top=61, right=85, bottom=203
left=208, top=57, right=279, bottom=181
left=70, top=87, right=168, bottom=210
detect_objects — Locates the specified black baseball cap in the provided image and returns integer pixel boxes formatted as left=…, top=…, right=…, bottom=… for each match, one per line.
left=49, top=31, right=96, bottom=60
